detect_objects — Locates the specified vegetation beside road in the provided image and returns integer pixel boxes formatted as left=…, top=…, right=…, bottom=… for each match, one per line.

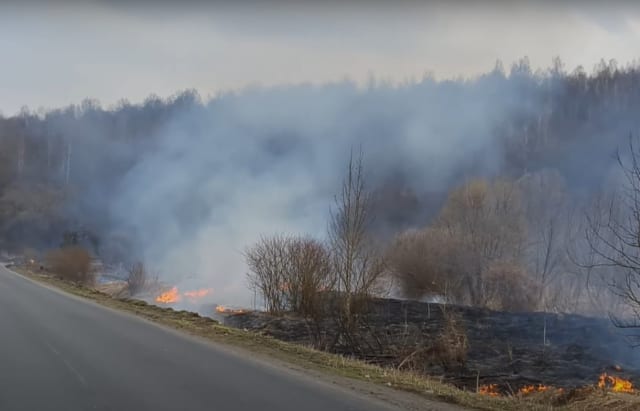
left=12, top=264, right=639, bottom=411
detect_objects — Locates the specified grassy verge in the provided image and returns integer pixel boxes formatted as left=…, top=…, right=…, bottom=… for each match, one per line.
left=12, top=266, right=639, bottom=411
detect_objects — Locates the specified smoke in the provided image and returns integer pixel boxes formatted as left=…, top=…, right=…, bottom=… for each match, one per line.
left=100, top=78, right=512, bottom=305
left=4, top=1, right=640, bottom=115
left=4, top=60, right=640, bottom=308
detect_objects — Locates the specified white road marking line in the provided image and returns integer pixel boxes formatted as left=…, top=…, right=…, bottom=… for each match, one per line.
left=44, top=341, right=88, bottom=388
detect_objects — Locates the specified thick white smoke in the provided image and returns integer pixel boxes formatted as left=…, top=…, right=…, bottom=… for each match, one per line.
left=106, top=78, right=511, bottom=306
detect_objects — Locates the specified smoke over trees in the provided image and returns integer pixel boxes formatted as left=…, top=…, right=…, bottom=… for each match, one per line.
left=388, top=178, right=534, bottom=310
left=1, top=57, right=639, bottom=309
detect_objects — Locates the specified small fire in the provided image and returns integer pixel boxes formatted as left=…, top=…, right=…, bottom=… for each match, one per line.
left=478, top=384, right=500, bottom=397
left=598, top=373, right=634, bottom=393
left=155, top=287, right=180, bottom=304
left=215, top=305, right=246, bottom=314
left=183, top=288, right=213, bottom=299
left=518, top=384, right=550, bottom=395
left=155, top=287, right=214, bottom=304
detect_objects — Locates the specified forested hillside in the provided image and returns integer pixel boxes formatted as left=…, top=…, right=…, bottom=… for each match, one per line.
left=1, top=58, right=639, bottom=307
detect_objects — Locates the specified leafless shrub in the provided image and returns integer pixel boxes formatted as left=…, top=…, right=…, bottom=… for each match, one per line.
left=390, top=178, right=538, bottom=310
left=386, top=228, right=464, bottom=302
left=396, top=309, right=468, bottom=372
left=287, top=237, right=334, bottom=317
left=126, top=261, right=148, bottom=295
left=246, top=235, right=290, bottom=314
left=245, top=235, right=333, bottom=317
left=431, top=310, right=468, bottom=370
left=481, top=260, right=539, bottom=312
left=437, top=179, right=527, bottom=305
left=46, top=246, right=93, bottom=285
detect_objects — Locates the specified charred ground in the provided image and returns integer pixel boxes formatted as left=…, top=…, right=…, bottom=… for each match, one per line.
left=224, top=297, right=640, bottom=394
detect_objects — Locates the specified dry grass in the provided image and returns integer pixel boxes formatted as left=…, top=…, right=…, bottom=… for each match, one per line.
left=95, top=280, right=128, bottom=298
left=13, top=265, right=640, bottom=411
left=557, top=387, right=640, bottom=411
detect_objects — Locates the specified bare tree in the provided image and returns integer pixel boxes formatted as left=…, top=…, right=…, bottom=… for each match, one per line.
left=437, top=178, right=529, bottom=307
left=245, top=235, right=291, bottom=314
left=329, top=150, right=384, bottom=312
left=327, top=149, right=385, bottom=353
left=389, top=178, right=540, bottom=311
left=518, top=170, right=573, bottom=310
left=566, top=210, right=627, bottom=316
left=584, top=137, right=640, bottom=327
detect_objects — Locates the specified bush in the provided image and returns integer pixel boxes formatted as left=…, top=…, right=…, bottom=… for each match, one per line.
left=481, top=261, right=539, bottom=312
left=286, top=238, right=334, bottom=315
left=245, top=235, right=291, bottom=314
left=388, top=228, right=540, bottom=311
left=126, top=261, right=148, bottom=295
left=46, top=246, right=93, bottom=285
left=386, top=228, right=464, bottom=302
left=245, top=235, right=333, bottom=316
left=389, top=178, right=540, bottom=310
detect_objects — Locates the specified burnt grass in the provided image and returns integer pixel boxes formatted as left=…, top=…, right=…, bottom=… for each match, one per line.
left=224, top=297, right=640, bottom=393
left=15, top=265, right=640, bottom=410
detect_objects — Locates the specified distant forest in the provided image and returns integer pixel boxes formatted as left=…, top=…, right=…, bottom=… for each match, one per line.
left=1, top=57, right=639, bottom=310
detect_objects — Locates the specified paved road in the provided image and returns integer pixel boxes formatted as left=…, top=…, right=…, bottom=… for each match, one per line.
left=0, top=264, right=407, bottom=411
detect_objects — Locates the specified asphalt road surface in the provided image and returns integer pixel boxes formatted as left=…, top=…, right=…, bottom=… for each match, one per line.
left=0, top=264, right=423, bottom=411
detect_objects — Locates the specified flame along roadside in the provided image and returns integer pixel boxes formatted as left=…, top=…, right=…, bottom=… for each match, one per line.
left=154, top=287, right=636, bottom=398
left=478, top=372, right=635, bottom=397
left=155, top=287, right=213, bottom=304
left=154, top=287, right=245, bottom=314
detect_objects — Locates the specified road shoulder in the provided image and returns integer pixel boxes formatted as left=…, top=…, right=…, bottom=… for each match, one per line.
left=7, top=264, right=485, bottom=411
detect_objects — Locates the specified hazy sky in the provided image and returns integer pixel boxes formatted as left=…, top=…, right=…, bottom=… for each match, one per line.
left=1, top=1, right=639, bottom=114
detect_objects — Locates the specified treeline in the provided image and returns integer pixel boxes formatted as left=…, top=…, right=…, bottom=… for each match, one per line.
left=1, top=57, right=639, bottom=309
left=246, top=164, right=614, bottom=317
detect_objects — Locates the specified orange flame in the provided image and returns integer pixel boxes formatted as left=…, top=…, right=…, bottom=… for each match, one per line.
left=155, top=287, right=214, bottom=304
left=598, top=373, right=634, bottom=393
left=518, top=384, right=550, bottom=395
left=156, top=287, right=180, bottom=304
left=215, top=305, right=246, bottom=314
left=478, top=384, right=499, bottom=397
left=183, top=288, right=213, bottom=299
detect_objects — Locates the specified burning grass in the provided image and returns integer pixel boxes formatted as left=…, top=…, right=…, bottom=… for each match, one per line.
left=12, top=264, right=640, bottom=411
left=156, top=286, right=180, bottom=303
left=598, top=373, right=635, bottom=394
left=154, top=287, right=213, bottom=304
left=518, top=384, right=557, bottom=396
left=215, top=305, right=247, bottom=314
left=479, top=384, right=500, bottom=397
left=474, top=374, right=640, bottom=410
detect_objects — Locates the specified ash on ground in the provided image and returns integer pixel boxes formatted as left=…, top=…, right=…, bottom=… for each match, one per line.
left=223, top=297, right=640, bottom=390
